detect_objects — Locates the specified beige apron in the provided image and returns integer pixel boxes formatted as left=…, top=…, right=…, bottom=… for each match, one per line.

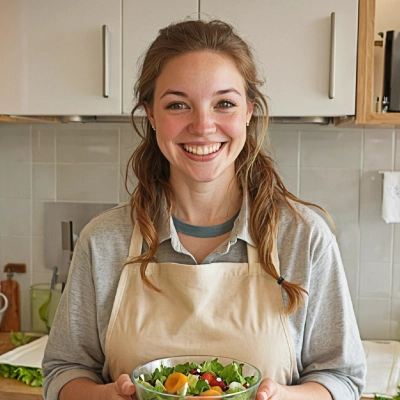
left=105, top=222, right=296, bottom=384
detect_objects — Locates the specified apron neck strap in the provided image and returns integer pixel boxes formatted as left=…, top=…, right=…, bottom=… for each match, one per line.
left=129, top=221, right=143, bottom=257
left=247, top=244, right=258, bottom=263
left=128, top=223, right=280, bottom=275
left=246, top=243, right=280, bottom=273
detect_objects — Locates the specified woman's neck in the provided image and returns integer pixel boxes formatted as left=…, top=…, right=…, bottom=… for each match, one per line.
left=170, top=176, right=242, bottom=226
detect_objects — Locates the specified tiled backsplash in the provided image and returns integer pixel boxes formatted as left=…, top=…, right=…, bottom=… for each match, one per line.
left=0, top=122, right=399, bottom=339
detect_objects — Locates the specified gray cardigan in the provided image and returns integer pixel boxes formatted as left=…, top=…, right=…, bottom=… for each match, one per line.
left=42, top=199, right=367, bottom=400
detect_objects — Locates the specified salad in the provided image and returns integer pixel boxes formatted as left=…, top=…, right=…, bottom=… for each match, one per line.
left=135, top=358, right=260, bottom=398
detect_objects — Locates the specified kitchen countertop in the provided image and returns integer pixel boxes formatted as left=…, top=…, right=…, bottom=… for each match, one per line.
left=0, top=332, right=373, bottom=400
left=0, top=332, right=43, bottom=400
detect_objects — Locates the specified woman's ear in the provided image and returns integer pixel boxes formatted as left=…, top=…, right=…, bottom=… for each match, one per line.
left=246, top=100, right=255, bottom=121
left=144, top=102, right=155, bottom=128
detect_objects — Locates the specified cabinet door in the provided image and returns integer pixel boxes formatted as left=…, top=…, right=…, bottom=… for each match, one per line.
left=123, top=0, right=198, bottom=115
left=200, top=0, right=358, bottom=117
left=0, top=0, right=121, bottom=115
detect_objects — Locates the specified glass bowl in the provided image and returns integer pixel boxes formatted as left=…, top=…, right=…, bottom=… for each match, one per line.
left=131, top=355, right=262, bottom=400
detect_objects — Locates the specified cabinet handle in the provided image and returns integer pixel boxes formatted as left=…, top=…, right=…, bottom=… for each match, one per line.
left=102, top=25, right=110, bottom=98
left=329, top=12, right=336, bottom=99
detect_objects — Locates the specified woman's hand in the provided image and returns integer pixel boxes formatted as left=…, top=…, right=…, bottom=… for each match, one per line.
left=106, top=374, right=136, bottom=399
left=256, top=378, right=285, bottom=400
left=255, top=379, right=333, bottom=400
left=59, top=374, right=136, bottom=400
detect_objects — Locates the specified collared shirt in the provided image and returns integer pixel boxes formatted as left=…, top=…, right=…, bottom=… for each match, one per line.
left=155, top=195, right=253, bottom=265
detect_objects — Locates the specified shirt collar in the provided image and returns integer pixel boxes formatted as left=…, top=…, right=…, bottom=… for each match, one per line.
left=155, top=194, right=256, bottom=247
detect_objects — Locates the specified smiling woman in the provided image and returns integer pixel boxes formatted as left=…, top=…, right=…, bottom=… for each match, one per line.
left=42, top=19, right=367, bottom=400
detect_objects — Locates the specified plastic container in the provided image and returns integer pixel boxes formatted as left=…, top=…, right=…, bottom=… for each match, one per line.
left=30, top=283, right=50, bottom=333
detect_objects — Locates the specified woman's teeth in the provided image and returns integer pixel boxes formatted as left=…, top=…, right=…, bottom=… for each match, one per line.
left=183, top=143, right=222, bottom=155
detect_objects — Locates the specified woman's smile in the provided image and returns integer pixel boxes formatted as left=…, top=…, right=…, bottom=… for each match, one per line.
left=181, top=142, right=223, bottom=156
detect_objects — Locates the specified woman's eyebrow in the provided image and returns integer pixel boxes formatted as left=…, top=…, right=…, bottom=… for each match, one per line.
left=215, top=88, right=241, bottom=96
left=159, top=87, right=242, bottom=99
left=160, top=90, right=188, bottom=99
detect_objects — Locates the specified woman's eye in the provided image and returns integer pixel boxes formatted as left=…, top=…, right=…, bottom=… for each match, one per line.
left=167, top=102, right=188, bottom=110
left=216, top=100, right=236, bottom=108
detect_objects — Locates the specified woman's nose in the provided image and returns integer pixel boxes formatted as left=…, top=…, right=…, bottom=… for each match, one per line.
left=188, top=109, right=216, bottom=136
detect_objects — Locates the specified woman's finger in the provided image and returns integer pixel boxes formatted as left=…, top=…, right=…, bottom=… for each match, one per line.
left=256, top=378, right=280, bottom=400
left=116, top=374, right=136, bottom=396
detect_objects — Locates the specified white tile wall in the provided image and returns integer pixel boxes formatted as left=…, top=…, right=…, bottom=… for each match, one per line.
left=0, top=122, right=399, bottom=339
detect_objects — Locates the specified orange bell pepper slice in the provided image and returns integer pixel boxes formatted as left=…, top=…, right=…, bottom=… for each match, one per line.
left=164, top=372, right=189, bottom=393
left=200, top=389, right=223, bottom=397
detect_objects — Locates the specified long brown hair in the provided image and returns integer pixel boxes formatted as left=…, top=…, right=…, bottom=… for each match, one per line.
left=126, top=19, right=325, bottom=314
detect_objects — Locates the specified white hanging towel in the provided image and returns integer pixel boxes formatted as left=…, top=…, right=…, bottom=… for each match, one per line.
left=382, top=171, right=400, bottom=223
left=361, top=340, right=400, bottom=398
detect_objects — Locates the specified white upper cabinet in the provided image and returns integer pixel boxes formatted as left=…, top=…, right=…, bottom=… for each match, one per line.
left=0, top=1, right=358, bottom=117
left=200, top=0, right=359, bottom=117
left=0, top=0, right=121, bottom=115
left=122, top=0, right=198, bottom=115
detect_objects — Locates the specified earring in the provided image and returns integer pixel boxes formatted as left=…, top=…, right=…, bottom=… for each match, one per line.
left=152, top=126, right=156, bottom=131
left=246, top=121, right=250, bottom=127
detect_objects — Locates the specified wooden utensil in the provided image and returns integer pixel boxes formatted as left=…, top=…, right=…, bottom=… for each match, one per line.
left=0, top=263, right=26, bottom=332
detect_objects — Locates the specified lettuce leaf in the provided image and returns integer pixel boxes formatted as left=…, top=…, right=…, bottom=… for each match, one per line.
left=200, top=359, right=223, bottom=375
left=374, top=387, right=400, bottom=399
left=374, top=387, right=400, bottom=400
left=150, top=365, right=174, bottom=384
left=191, top=379, right=210, bottom=395
left=174, top=362, right=199, bottom=375
left=10, top=332, right=32, bottom=347
left=0, top=364, right=43, bottom=386
left=219, top=361, right=246, bottom=385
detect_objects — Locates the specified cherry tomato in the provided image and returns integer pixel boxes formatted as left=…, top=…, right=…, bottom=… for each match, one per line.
left=209, top=379, right=228, bottom=390
left=200, top=372, right=217, bottom=383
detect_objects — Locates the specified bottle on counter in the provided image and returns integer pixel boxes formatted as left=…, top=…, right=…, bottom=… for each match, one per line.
left=0, top=263, right=26, bottom=332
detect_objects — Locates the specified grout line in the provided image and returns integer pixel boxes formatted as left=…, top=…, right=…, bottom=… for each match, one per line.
left=297, top=130, right=301, bottom=197
left=392, top=129, right=396, bottom=168
left=388, top=129, right=396, bottom=337
left=29, top=124, right=33, bottom=289
left=356, top=129, right=364, bottom=314
left=39, top=199, right=118, bottom=205
left=120, top=0, right=123, bottom=114
left=54, top=127, right=58, bottom=202
left=54, top=162, right=119, bottom=166
left=117, top=128, right=121, bottom=204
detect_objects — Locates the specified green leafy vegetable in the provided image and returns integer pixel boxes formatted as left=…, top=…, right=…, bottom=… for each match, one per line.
left=199, top=359, right=223, bottom=375
left=374, top=387, right=400, bottom=400
left=0, top=364, right=43, bottom=386
left=244, top=375, right=258, bottom=387
left=154, top=379, right=166, bottom=393
left=193, top=379, right=210, bottom=395
left=219, top=361, right=246, bottom=385
left=136, top=358, right=259, bottom=400
left=10, top=331, right=32, bottom=347
left=174, top=362, right=199, bottom=375
left=151, top=366, right=174, bottom=385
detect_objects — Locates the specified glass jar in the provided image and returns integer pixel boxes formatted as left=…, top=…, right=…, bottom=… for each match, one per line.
left=30, top=283, right=50, bottom=333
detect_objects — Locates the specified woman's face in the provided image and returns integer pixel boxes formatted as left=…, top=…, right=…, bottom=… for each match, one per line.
left=146, top=51, right=254, bottom=187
